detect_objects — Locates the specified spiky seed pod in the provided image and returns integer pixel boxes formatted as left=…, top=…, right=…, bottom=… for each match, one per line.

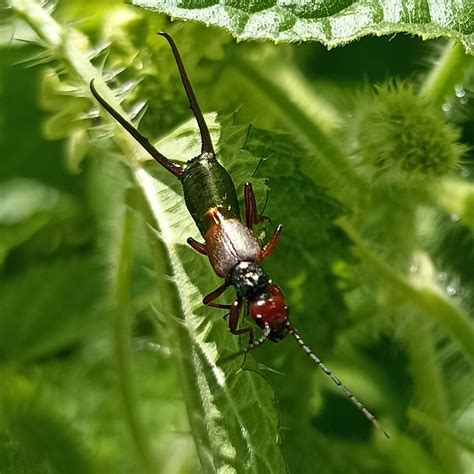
left=347, top=82, right=467, bottom=188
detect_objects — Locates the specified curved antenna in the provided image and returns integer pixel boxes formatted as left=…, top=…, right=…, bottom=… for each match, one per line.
left=287, top=324, right=390, bottom=439
left=90, top=79, right=183, bottom=177
left=158, top=32, right=214, bottom=155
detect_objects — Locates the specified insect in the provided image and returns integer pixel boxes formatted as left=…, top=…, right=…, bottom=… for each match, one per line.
left=90, top=32, right=389, bottom=438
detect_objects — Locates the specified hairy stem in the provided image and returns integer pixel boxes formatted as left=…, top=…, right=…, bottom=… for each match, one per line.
left=436, top=178, right=474, bottom=229
left=338, top=220, right=474, bottom=361
left=111, top=188, right=156, bottom=473
left=13, top=1, right=158, bottom=464
left=136, top=181, right=215, bottom=473
left=409, top=408, right=474, bottom=453
left=340, top=217, right=468, bottom=470
left=405, top=322, right=462, bottom=474
left=421, top=41, right=474, bottom=106
left=11, top=0, right=61, bottom=45
left=10, top=2, right=286, bottom=470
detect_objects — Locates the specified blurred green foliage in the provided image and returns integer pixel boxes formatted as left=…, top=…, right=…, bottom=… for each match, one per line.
left=1, top=1, right=473, bottom=473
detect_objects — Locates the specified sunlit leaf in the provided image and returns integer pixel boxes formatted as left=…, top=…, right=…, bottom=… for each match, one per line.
left=132, top=0, right=474, bottom=53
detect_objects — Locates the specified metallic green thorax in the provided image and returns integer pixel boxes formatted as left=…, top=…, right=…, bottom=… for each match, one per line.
left=180, top=152, right=240, bottom=236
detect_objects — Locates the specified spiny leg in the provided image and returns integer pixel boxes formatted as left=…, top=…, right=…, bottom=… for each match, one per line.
left=203, top=282, right=231, bottom=310
left=203, top=285, right=253, bottom=342
left=244, top=182, right=273, bottom=231
left=187, top=237, right=207, bottom=255
left=228, top=298, right=254, bottom=344
left=90, top=80, right=183, bottom=177
left=157, top=32, right=214, bottom=155
left=244, top=181, right=282, bottom=260
left=244, top=182, right=258, bottom=229
left=261, top=224, right=283, bottom=260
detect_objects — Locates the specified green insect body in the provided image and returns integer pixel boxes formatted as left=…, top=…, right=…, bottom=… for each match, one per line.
left=181, top=152, right=241, bottom=236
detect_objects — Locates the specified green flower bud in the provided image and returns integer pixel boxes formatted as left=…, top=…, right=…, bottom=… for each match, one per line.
left=348, top=82, right=467, bottom=187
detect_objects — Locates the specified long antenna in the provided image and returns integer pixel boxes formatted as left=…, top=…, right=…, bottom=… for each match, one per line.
left=90, top=79, right=183, bottom=177
left=287, top=324, right=390, bottom=439
left=158, top=32, right=214, bottom=155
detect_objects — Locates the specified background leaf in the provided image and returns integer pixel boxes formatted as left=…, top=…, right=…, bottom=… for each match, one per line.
left=132, top=0, right=474, bottom=53
left=0, top=257, right=107, bottom=362
left=0, top=179, right=87, bottom=264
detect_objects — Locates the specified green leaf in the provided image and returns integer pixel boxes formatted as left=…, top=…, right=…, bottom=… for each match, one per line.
left=0, top=179, right=81, bottom=263
left=132, top=0, right=474, bottom=53
left=0, top=374, right=92, bottom=474
left=220, top=121, right=349, bottom=340
left=0, top=257, right=107, bottom=362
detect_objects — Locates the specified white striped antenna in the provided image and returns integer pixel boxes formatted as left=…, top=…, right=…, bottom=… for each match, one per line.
left=287, top=323, right=389, bottom=439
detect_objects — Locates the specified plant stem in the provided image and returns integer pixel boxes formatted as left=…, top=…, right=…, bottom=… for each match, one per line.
left=409, top=408, right=474, bottom=453
left=140, top=198, right=215, bottom=473
left=11, top=0, right=62, bottom=45
left=420, top=41, right=474, bottom=106
left=405, top=322, right=462, bottom=474
left=11, top=2, right=157, bottom=469
left=436, top=178, right=474, bottom=229
left=134, top=168, right=285, bottom=473
left=231, top=56, right=363, bottom=204
left=338, top=219, right=474, bottom=361
left=341, top=216, right=469, bottom=471
left=111, top=188, right=156, bottom=474
left=11, top=3, right=286, bottom=469
left=12, top=0, right=135, bottom=142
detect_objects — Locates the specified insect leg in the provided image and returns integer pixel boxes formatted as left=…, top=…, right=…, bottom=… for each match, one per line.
left=261, top=224, right=284, bottom=259
left=244, top=182, right=273, bottom=230
left=90, top=80, right=183, bottom=177
left=187, top=237, right=207, bottom=255
left=203, top=282, right=231, bottom=310
left=244, top=182, right=258, bottom=229
left=228, top=298, right=254, bottom=344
